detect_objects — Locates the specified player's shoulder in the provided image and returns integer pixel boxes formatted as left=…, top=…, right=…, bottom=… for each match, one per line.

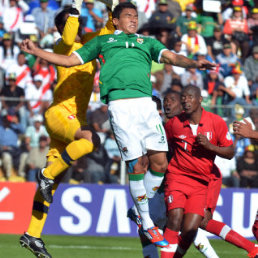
left=204, top=110, right=228, bottom=131
left=166, top=113, right=184, bottom=127
left=204, top=109, right=225, bottom=123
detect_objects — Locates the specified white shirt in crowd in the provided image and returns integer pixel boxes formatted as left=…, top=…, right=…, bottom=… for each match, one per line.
left=224, top=75, right=250, bottom=98
left=180, top=33, right=208, bottom=57
left=215, top=155, right=236, bottom=178
left=25, top=83, right=53, bottom=113
left=134, top=0, right=156, bottom=19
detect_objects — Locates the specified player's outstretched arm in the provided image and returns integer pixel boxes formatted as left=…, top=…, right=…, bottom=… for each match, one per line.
left=21, top=39, right=81, bottom=67
left=160, top=50, right=216, bottom=70
left=233, top=119, right=258, bottom=140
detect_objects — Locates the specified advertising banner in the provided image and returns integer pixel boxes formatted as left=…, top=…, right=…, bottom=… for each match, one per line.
left=0, top=182, right=36, bottom=234
left=0, top=182, right=257, bottom=238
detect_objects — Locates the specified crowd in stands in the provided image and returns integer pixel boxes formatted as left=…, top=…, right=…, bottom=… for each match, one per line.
left=0, top=0, right=257, bottom=186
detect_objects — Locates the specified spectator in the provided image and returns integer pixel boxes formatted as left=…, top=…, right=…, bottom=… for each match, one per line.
left=204, top=69, right=225, bottom=115
left=66, top=156, right=90, bottom=184
left=154, top=64, right=175, bottom=94
left=0, top=33, right=20, bottom=70
left=24, top=34, right=39, bottom=69
left=25, top=114, right=49, bottom=149
left=196, top=11, right=217, bottom=41
left=149, top=0, right=176, bottom=33
left=176, top=4, right=196, bottom=37
left=216, top=42, right=240, bottom=78
left=181, top=67, right=204, bottom=89
left=173, top=0, right=194, bottom=14
left=248, top=8, right=258, bottom=46
left=104, top=131, right=121, bottom=183
left=26, top=135, right=48, bottom=181
left=237, top=145, right=258, bottom=188
left=222, top=0, right=248, bottom=22
left=89, top=103, right=110, bottom=143
left=85, top=144, right=109, bottom=183
left=223, top=6, right=249, bottom=61
left=0, top=17, right=6, bottom=41
left=31, top=0, right=55, bottom=40
left=151, top=74, right=162, bottom=100
left=155, top=28, right=174, bottom=49
left=134, top=0, right=156, bottom=20
left=2, top=0, right=28, bottom=33
left=81, top=0, right=103, bottom=32
left=19, top=114, right=48, bottom=176
left=25, top=74, right=53, bottom=118
left=0, top=111, right=24, bottom=180
left=244, top=45, right=258, bottom=102
left=219, top=64, right=251, bottom=120
left=194, top=51, right=213, bottom=80
left=0, top=72, right=27, bottom=130
left=32, top=57, right=55, bottom=92
left=215, top=155, right=240, bottom=187
left=88, top=72, right=102, bottom=112
left=206, top=25, right=229, bottom=61
left=28, top=0, right=59, bottom=14
left=171, top=40, right=186, bottom=76
left=5, top=52, right=32, bottom=90
left=181, top=20, right=207, bottom=58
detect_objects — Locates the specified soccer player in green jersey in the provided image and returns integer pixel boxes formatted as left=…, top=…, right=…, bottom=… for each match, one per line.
left=21, top=2, right=215, bottom=248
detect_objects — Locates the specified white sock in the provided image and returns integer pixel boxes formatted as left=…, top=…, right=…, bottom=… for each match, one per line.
left=142, top=244, right=159, bottom=258
left=129, top=180, right=154, bottom=230
left=143, top=170, right=164, bottom=198
left=194, top=228, right=219, bottom=258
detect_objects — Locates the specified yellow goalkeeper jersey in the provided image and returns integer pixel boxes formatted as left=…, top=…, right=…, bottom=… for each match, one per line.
left=52, top=13, right=114, bottom=118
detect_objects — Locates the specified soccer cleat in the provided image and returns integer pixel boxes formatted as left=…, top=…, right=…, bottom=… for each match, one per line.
left=37, top=169, right=54, bottom=203
left=140, top=226, right=169, bottom=248
left=20, top=233, right=52, bottom=258
left=98, top=0, right=119, bottom=11
left=248, top=246, right=258, bottom=258
left=127, top=207, right=143, bottom=229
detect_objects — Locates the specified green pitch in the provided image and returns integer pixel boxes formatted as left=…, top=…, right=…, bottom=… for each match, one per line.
left=0, top=234, right=252, bottom=257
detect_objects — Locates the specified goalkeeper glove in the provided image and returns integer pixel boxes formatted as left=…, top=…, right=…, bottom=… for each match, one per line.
left=98, top=0, right=119, bottom=11
left=72, top=0, right=83, bottom=14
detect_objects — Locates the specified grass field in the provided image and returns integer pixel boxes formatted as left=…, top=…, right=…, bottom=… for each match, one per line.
left=0, top=234, right=253, bottom=258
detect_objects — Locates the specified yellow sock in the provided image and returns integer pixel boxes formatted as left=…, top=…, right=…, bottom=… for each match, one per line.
left=44, top=139, right=94, bottom=180
left=27, top=185, right=58, bottom=238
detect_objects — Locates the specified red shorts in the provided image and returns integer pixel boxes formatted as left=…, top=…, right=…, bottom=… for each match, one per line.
left=164, top=174, right=208, bottom=217
left=206, top=174, right=222, bottom=214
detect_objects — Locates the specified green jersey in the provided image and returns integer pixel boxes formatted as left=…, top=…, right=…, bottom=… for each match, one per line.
left=74, top=31, right=167, bottom=104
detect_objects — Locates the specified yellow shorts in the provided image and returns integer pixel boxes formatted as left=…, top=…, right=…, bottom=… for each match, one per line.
left=45, top=105, right=87, bottom=161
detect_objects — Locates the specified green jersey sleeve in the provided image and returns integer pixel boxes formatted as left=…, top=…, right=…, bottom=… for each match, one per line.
left=73, top=36, right=101, bottom=64
left=149, top=38, right=167, bottom=63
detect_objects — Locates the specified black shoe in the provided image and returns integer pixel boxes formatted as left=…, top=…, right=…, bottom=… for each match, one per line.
left=37, top=169, right=54, bottom=203
left=20, top=233, right=52, bottom=258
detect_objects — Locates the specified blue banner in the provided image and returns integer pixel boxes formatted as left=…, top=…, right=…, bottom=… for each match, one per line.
left=43, top=184, right=258, bottom=238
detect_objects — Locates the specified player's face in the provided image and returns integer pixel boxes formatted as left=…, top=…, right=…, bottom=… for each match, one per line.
left=163, top=93, right=182, bottom=119
left=181, top=89, right=202, bottom=115
left=113, top=8, right=138, bottom=34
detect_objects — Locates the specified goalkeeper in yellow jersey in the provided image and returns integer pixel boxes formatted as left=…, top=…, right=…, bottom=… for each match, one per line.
left=19, top=1, right=118, bottom=257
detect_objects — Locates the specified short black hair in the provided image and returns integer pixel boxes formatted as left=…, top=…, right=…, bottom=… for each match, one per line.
left=152, top=95, right=162, bottom=110
left=164, top=90, right=181, bottom=99
left=112, top=2, right=137, bottom=19
left=182, top=85, right=201, bottom=98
